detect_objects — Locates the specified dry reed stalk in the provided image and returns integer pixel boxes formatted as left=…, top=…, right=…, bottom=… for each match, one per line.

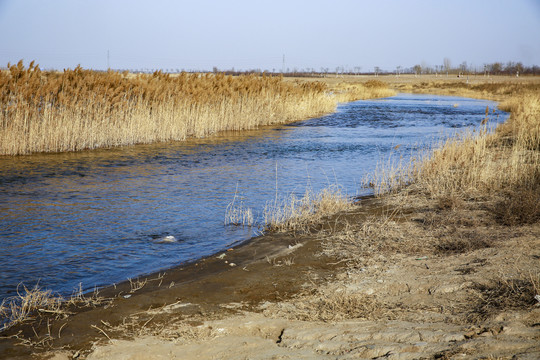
left=224, top=184, right=254, bottom=227
left=0, top=282, right=111, bottom=332
left=263, top=185, right=352, bottom=233
left=0, top=284, right=64, bottom=331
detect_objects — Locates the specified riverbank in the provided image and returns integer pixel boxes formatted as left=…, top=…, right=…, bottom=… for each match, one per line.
left=1, top=77, right=539, bottom=359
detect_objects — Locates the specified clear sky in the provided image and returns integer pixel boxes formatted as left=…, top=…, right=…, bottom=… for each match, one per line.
left=1, top=0, right=539, bottom=72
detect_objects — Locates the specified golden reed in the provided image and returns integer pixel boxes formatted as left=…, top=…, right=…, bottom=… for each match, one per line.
left=0, top=61, right=393, bottom=155
left=370, top=78, right=540, bottom=208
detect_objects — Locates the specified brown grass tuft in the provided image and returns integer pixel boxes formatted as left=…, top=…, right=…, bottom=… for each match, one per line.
left=263, top=185, right=352, bottom=233
left=491, top=169, right=540, bottom=226
left=0, top=284, right=64, bottom=331
left=0, top=282, right=110, bottom=332
left=469, top=271, right=540, bottom=322
left=434, top=232, right=493, bottom=255
left=268, top=288, right=383, bottom=322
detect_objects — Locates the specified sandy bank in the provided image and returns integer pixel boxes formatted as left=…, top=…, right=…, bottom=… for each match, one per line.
left=2, top=193, right=538, bottom=359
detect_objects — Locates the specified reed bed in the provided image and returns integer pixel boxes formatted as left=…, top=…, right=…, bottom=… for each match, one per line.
left=331, top=80, right=396, bottom=103
left=412, top=91, right=539, bottom=199
left=0, top=61, right=334, bottom=155
left=0, top=61, right=393, bottom=156
left=369, top=80, right=540, bottom=225
left=392, top=78, right=540, bottom=102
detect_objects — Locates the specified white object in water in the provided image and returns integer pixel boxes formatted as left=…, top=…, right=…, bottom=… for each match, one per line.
left=158, top=235, right=178, bottom=243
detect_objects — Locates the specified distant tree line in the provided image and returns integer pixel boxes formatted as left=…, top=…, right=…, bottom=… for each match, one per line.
left=122, top=62, right=539, bottom=77
left=7, top=61, right=537, bottom=77
left=409, top=60, right=539, bottom=77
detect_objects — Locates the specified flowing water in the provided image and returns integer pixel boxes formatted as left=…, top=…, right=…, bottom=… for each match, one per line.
left=0, top=94, right=508, bottom=301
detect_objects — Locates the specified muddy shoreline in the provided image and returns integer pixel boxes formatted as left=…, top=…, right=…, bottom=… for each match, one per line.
left=0, top=195, right=387, bottom=359
left=3, top=186, right=537, bottom=359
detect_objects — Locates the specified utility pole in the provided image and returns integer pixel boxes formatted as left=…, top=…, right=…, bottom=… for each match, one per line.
left=107, top=50, right=110, bottom=70
left=282, top=54, right=285, bottom=74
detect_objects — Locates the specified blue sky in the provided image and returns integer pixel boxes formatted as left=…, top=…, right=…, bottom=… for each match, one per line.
left=1, top=0, right=539, bottom=72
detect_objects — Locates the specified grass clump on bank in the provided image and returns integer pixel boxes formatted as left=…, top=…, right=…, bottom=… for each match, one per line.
left=363, top=80, right=540, bottom=217
left=263, top=185, right=352, bottom=233
left=0, top=283, right=109, bottom=332
left=469, top=271, right=540, bottom=322
left=0, top=284, right=64, bottom=331
left=411, top=90, right=539, bottom=216
left=0, top=61, right=395, bottom=156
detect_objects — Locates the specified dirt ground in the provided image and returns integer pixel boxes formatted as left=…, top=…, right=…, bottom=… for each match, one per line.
left=1, top=192, right=538, bottom=359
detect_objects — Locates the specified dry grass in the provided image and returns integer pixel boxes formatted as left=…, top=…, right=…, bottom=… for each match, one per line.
left=128, top=278, right=147, bottom=293
left=288, top=291, right=380, bottom=322
left=364, top=80, right=540, bottom=226
left=331, top=80, right=396, bottom=103
left=364, top=153, right=415, bottom=196
left=321, top=211, right=410, bottom=265
left=265, top=286, right=385, bottom=322
left=392, top=77, right=540, bottom=102
left=434, top=231, right=494, bottom=255
left=224, top=185, right=254, bottom=227
left=469, top=270, right=540, bottom=322
left=0, top=61, right=394, bottom=155
left=67, top=283, right=108, bottom=308
left=491, top=171, right=540, bottom=226
left=0, top=284, right=64, bottom=331
left=263, top=185, right=352, bottom=233
left=0, top=282, right=110, bottom=332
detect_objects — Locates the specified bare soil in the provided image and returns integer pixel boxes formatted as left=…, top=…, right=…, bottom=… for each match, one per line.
left=1, top=193, right=538, bottom=359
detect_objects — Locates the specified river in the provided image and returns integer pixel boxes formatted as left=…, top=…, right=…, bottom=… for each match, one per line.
left=0, top=93, right=508, bottom=301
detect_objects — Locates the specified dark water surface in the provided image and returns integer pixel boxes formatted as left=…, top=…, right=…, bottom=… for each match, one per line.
left=0, top=94, right=507, bottom=300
